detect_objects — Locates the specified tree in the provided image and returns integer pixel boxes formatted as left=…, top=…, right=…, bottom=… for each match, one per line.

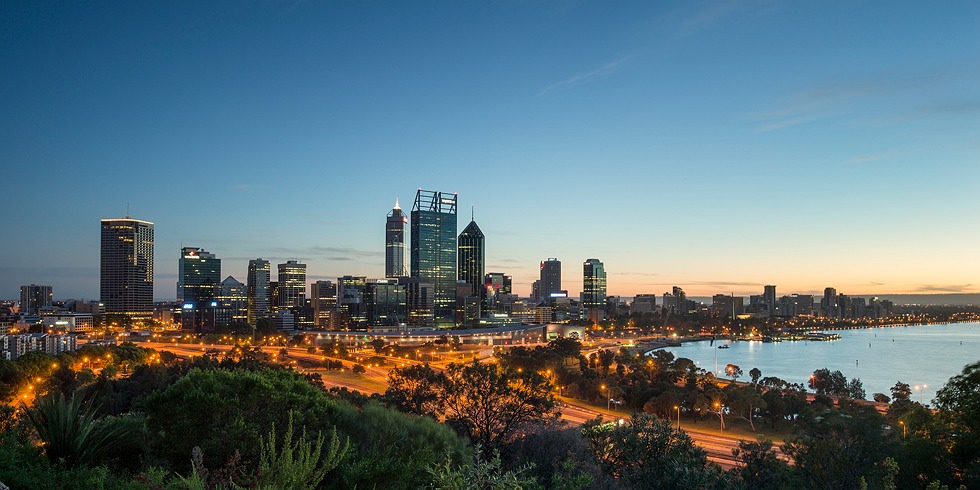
left=726, top=385, right=766, bottom=431
left=732, top=437, right=793, bottom=489
left=384, top=363, right=446, bottom=416
left=847, top=378, right=866, bottom=400
left=933, top=361, right=980, bottom=486
left=808, top=368, right=847, bottom=397
left=873, top=393, right=890, bottom=403
left=370, top=338, right=387, bottom=354
left=783, top=402, right=895, bottom=489
left=428, top=447, right=540, bottom=490
left=581, top=413, right=731, bottom=489
left=441, top=361, right=558, bottom=452
left=725, top=364, right=743, bottom=383
left=749, top=367, right=762, bottom=386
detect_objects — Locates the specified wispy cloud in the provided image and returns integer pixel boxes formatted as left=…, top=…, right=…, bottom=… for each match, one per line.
left=915, top=284, right=975, bottom=293
left=843, top=153, right=892, bottom=165
left=750, top=58, right=979, bottom=132
left=540, top=58, right=628, bottom=95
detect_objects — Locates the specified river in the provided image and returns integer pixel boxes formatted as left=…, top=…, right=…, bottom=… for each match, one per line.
left=660, top=322, right=980, bottom=403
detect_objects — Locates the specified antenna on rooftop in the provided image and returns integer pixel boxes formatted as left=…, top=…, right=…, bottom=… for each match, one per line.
left=126, top=202, right=131, bottom=219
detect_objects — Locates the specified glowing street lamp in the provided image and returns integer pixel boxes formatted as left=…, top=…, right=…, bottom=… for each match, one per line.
left=674, top=405, right=681, bottom=430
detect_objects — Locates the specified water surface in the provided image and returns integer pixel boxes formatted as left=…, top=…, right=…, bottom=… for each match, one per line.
left=661, top=322, right=980, bottom=403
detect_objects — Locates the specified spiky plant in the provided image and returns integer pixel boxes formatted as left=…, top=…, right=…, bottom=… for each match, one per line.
left=23, top=392, right=140, bottom=467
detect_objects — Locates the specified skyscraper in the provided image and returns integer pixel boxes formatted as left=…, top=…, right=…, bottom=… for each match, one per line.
left=338, top=275, right=367, bottom=329
left=311, top=280, right=337, bottom=329
left=101, top=217, right=154, bottom=321
left=19, top=284, right=52, bottom=316
left=582, top=258, right=607, bottom=321
left=539, top=258, right=562, bottom=302
left=217, top=276, right=248, bottom=326
left=277, top=261, right=307, bottom=309
left=177, top=247, right=221, bottom=332
left=822, top=287, right=839, bottom=318
left=386, top=198, right=408, bottom=278
left=457, top=217, right=485, bottom=324
left=763, top=285, right=777, bottom=316
left=411, top=189, right=457, bottom=326
left=247, top=259, right=270, bottom=325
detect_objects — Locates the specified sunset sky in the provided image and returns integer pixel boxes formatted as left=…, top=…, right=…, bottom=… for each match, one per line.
left=2, top=1, right=978, bottom=301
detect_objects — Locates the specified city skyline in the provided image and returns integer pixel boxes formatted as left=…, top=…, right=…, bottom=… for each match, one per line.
left=1, top=2, right=978, bottom=301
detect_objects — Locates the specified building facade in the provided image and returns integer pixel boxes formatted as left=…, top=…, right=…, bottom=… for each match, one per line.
left=386, top=198, right=408, bottom=278
left=582, top=258, right=607, bottom=321
left=539, top=258, right=562, bottom=302
left=457, top=219, right=485, bottom=324
left=276, top=261, right=307, bottom=309
left=100, top=217, right=154, bottom=320
left=311, top=280, right=337, bottom=329
left=411, top=189, right=457, bottom=326
left=177, top=247, right=221, bottom=332
left=19, top=285, right=52, bottom=316
left=217, top=276, right=248, bottom=326
left=247, top=259, right=271, bottom=325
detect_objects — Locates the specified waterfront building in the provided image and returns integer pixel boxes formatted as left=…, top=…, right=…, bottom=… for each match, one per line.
left=386, top=198, right=408, bottom=278
left=539, top=258, right=562, bottom=303
left=217, top=276, right=248, bottom=326
left=411, top=189, right=457, bottom=326
left=19, top=285, right=52, bottom=316
left=311, top=280, right=337, bottom=329
left=247, top=259, right=270, bottom=325
left=277, top=261, right=307, bottom=309
left=457, top=217, right=485, bottom=324
left=582, top=258, right=607, bottom=322
left=101, top=217, right=154, bottom=321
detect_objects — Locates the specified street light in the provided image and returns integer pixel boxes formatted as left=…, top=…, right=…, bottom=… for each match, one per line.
left=600, top=384, right=610, bottom=411
left=913, top=384, right=927, bottom=404
left=715, top=401, right=724, bottom=432
left=899, top=420, right=906, bottom=441
left=674, top=405, right=681, bottom=430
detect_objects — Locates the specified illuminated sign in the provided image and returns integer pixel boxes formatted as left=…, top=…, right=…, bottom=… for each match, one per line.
left=182, top=303, right=194, bottom=310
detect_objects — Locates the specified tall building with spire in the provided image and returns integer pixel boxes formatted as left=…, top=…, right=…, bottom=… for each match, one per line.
left=247, top=259, right=270, bottom=325
left=411, top=189, right=457, bottom=326
left=582, top=258, right=607, bottom=322
left=386, top=197, right=408, bottom=278
left=457, top=213, right=485, bottom=324
left=101, top=217, right=154, bottom=321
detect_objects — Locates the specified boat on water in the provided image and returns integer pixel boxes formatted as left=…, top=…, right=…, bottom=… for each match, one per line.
left=718, top=345, right=730, bottom=349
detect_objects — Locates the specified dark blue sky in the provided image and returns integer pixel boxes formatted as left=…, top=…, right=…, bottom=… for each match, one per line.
left=2, top=1, right=978, bottom=301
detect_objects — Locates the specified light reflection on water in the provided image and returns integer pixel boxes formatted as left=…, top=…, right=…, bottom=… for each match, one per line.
left=660, top=322, right=980, bottom=403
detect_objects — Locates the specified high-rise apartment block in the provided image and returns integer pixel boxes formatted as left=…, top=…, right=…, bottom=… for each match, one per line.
left=19, top=285, right=52, bottom=316
left=411, top=189, right=457, bottom=326
left=386, top=198, right=408, bottom=278
left=247, top=259, right=271, bottom=325
left=101, top=217, right=154, bottom=320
